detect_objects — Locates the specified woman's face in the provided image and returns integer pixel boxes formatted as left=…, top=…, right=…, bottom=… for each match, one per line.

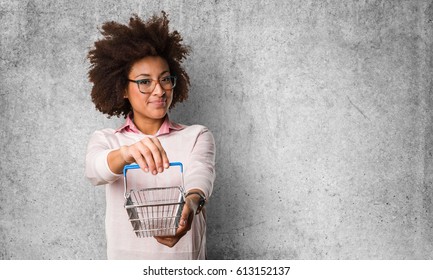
left=126, top=56, right=173, bottom=122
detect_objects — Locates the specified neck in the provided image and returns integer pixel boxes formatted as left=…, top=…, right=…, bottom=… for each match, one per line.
left=133, top=115, right=165, bottom=135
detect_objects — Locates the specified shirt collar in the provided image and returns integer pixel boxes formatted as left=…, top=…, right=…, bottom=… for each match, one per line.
left=115, top=113, right=184, bottom=136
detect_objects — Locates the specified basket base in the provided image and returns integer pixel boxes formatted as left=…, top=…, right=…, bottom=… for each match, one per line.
left=134, top=227, right=177, bottom=238
left=125, top=187, right=185, bottom=238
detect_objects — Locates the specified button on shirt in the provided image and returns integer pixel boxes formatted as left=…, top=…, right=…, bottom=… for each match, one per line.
left=85, top=114, right=216, bottom=259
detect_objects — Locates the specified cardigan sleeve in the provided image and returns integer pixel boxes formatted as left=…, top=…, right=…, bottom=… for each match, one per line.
left=184, top=126, right=216, bottom=199
left=85, top=130, right=122, bottom=186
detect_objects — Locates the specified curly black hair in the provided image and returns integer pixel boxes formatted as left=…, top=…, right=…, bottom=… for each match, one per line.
left=87, top=12, right=190, bottom=118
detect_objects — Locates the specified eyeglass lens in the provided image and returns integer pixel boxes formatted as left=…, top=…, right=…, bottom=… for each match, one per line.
left=138, top=76, right=176, bottom=93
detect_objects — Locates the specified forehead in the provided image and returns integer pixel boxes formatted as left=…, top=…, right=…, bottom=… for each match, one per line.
left=130, top=56, right=169, bottom=76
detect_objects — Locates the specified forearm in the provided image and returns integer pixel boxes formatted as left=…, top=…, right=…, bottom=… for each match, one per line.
left=184, top=128, right=216, bottom=199
left=107, top=146, right=129, bottom=175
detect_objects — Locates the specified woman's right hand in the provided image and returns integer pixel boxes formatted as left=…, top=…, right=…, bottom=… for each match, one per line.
left=107, top=136, right=169, bottom=175
left=120, top=137, right=169, bottom=175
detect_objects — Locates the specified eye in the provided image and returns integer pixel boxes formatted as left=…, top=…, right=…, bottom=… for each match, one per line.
left=160, top=76, right=172, bottom=83
left=138, top=79, right=152, bottom=85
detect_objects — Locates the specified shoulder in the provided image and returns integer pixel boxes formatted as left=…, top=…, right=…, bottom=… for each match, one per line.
left=90, top=128, right=116, bottom=139
left=183, top=124, right=210, bottom=132
left=88, top=128, right=120, bottom=147
left=175, top=124, right=213, bottom=138
left=161, top=123, right=214, bottom=145
left=176, top=124, right=215, bottom=149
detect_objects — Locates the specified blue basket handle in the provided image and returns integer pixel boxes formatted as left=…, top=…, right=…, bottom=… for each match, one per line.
left=123, top=162, right=184, bottom=199
left=123, top=161, right=183, bottom=177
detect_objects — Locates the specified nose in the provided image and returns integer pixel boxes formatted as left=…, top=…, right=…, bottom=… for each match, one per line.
left=152, top=81, right=165, bottom=96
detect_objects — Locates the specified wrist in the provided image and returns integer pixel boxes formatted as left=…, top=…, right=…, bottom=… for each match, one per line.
left=119, top=145, right=132, bottom=163
left=185, top=191, right=206, bottom=215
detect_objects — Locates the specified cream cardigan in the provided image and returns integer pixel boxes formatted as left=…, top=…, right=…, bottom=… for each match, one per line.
left=85, top=116, right=216, bottom=259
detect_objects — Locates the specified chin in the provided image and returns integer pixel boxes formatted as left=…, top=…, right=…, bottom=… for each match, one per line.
left=151, top=111, right=168, bottom=120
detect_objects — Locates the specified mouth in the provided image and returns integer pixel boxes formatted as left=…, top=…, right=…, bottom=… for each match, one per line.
left=148, top=98, right=167, bottom=108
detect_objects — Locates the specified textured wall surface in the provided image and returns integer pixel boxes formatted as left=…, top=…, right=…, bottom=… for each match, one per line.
left=1, top=0, right=432, bottom=259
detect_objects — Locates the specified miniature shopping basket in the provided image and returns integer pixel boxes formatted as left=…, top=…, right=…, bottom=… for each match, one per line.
left=123, top=162, right=185, bottom=238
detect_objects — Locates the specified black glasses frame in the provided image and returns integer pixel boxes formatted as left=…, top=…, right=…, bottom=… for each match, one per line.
left=128, top=75, right=177, bottom=94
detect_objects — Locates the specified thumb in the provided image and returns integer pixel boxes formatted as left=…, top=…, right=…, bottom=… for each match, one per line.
left=178, top=204, right=190, bottom=228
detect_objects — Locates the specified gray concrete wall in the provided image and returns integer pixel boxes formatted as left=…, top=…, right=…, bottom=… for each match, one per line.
left=1, top=0, right=432, bottom=259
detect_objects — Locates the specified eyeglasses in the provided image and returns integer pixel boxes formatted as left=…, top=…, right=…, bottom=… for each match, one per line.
left=128, top=75, right=177, bottom=94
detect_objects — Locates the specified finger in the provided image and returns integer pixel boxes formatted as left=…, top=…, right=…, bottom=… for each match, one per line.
left=129, top=146, right=149, bottom=172
left=136, top=141, right=156, bottom=174
left=176, top=204, right=193, bottom=235
left=150, top=137, right=169, bottom=169
left=142, top=137, right=163, bottom=174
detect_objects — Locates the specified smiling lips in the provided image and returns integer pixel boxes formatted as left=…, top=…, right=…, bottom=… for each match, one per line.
left=148, top=98, right=166, bottom=108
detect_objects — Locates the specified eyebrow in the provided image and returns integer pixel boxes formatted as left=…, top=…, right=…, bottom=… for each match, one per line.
left=134, top=70, right=170, bottom=79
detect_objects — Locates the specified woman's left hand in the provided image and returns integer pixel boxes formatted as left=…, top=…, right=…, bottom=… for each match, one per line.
left=154, top=190, right=202, bottom=248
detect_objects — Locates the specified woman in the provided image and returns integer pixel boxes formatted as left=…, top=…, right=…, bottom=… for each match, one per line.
left=85, top=12, right=215, bottom=260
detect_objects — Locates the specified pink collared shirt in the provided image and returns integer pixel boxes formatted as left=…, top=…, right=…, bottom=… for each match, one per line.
left=115, top=113, right=185, bottom=135
left=85, top=114, right=216, bottom=259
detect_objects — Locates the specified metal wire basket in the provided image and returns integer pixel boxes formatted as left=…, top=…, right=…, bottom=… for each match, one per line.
left=123, top=162, right=185, bottom=238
